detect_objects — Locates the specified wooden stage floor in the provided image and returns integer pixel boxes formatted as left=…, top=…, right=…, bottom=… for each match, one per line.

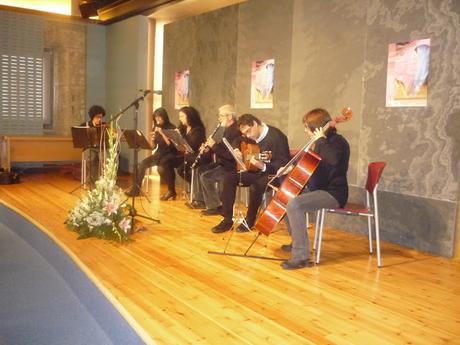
left=1, top=171, right=459, bottom=345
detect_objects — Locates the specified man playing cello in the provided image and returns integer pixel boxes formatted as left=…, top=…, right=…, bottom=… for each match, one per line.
left=211, top=114, right=290, bottom=233
left=281, top=108, right=350, bottom=270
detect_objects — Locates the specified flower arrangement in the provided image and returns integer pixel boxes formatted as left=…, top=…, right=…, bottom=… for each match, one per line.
left=67, top=125, right=131, bottom=242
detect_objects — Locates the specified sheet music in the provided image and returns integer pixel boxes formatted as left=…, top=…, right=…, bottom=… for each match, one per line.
left=212, top=126, right=226, bottom=143
left=122, top=129, right=153, bottom=150
left=222, top=138, right=247, bottom=172
left=162, top=129, right=194, bottom=153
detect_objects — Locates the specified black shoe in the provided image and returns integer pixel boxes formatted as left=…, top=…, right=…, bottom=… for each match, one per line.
left=281, top=259, right=313, bottom=270
left=280, top=244, right=292, bottom=253
left=160, top=191, right=176, bottom=201
left=201, top=206, right=223, bottom=216
left=186, top=200, right=206, bottom=209
left=236, top=223, right=250, bottom=233
left=212, top=219, right=233, bottom=233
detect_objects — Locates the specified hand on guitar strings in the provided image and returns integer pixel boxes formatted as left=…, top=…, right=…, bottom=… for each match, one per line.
left=249, top=156, right=265, bottom=171
left=233, top=148, right=243, bottom=162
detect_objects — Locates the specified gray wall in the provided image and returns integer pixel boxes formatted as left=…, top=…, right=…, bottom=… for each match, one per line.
left=43, top=20, right=87, bottom=136
left=163, top=5, right=239, bottom=130
left=106, top=15, right=149, bottom=171
left=356, top=0, right=460, bottom=256
left=86, top=24, right=106, bottom=111
left=235, top=0, right=294, bottom=130
left=162, top=0, right=460, bottom=257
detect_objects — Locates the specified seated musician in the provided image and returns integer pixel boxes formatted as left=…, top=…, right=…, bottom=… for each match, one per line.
left=211, top=114, right=290, bottom=233
left=190, top=104, right=241, bottom=213
left=162, top=106, right=207, bottom=201
left=281, top=108, right=350, bottom=270
left=126, top=107, right=177, bottom=198
left=80, top=105, right=105, bottom=187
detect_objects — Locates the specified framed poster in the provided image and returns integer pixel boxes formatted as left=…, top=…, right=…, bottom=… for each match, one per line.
left=386, top=39, right=430, bottom=107
left=251, top=59, right=275, bottom=109
left=175, top=70, right=190, bottom=109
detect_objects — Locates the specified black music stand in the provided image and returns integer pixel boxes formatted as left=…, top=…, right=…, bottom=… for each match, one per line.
left=162, top=129, right=193, bottom=154
left=70, top=126, right=99, bottom=193
left=123, top=129, right=153, bottom=152
left=161, top=129, right=196, bottom=203
left=123, top=129, right=159, bottom=227
left=207, top=138, right=281, bottom=261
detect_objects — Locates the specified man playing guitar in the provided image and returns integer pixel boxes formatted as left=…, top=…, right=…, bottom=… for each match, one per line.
left=211, top=114, right=290, bottom=233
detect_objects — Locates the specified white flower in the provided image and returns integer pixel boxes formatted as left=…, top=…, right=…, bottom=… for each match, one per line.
left=119, top=218, right=131, bottom=233
left=106, top=201, right=118, bottom=216
left=67, top=124, right=131, bottom=241
left=85, top=211, right=105, bottom=227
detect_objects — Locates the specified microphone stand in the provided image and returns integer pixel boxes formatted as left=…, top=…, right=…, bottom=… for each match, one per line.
left=113, top=91, right=160, bottom=231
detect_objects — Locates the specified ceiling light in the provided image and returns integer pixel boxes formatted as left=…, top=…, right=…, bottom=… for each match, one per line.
left=0, top=0, right=72, bottom=15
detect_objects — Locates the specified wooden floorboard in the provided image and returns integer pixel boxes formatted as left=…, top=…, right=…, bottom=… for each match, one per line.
left=1, top=171, right=459, bottom=345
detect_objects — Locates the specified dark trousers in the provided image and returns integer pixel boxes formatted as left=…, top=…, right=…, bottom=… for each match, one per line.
left=221, top=170, right=269, bottom=227
left=83, top=148, right=100, bottom=187
left=135, top=152, right=180, bottom=193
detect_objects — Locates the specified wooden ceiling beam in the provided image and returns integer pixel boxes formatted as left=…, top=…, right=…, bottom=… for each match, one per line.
left=97, top=0, right=179, bottom=24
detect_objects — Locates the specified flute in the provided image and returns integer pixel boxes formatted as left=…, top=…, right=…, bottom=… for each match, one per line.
left=191, top=122, right=221, bottom=169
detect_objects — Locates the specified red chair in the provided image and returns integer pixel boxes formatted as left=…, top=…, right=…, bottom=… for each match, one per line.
left=314, top=161, right=387, bottom=267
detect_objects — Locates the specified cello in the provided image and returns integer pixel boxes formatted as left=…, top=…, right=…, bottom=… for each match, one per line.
left=254, top=108, right=352, bottom=236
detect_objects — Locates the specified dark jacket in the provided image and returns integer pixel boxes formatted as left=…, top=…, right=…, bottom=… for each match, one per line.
left=181, top=126, right=206, bottom=165
left=307, top=130, right=350, bottom=207
left=212, top=121, right=242, bottom=171
left=257, top=125, right=290, bottom=175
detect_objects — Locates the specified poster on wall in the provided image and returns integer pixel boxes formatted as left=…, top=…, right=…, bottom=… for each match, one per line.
left=174, top=70, right=190, bottom=109
left=250, top=58, right=275, bottom=109
left=386, top=38, right=431, bottom=107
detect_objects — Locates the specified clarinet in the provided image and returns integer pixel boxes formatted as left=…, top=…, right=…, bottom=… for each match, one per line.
left=191, top=122, right=221, bottom=169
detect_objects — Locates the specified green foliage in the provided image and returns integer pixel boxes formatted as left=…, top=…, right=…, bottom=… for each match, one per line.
left=67, top=125, right=131, bottom=242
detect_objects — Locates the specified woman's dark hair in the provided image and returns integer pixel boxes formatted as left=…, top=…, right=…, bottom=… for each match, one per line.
left=303, top=108, right=334, bottom=134
left=178, top=106, right=204, bottom=130
left=237, top=113, right=261, bottom=127
left=153, top=107, right=171, bottom=128
left=88, top=105, right=105, bottom=119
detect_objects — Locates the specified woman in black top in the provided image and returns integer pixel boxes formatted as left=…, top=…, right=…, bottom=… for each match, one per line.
left=127, top=107, right=178, bottom=198
left=175, top=106, right=207, bottom=187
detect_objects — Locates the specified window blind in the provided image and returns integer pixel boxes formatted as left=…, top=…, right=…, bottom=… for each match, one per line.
left=0, top=11, right=44, bottom=135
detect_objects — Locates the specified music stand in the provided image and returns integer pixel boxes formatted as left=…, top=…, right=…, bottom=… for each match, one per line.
left=208, top=137, right=281, bottom=261
left=70, top=126, right=96, bottom=193
left=122, top=129, right=159, bottom=227
left=212, top=126, right=225, bottom=144
left=161, top=129, right=196, bottom=203
left=162, top=129, right=193, bottom=154
left=123, top=129, right=153, bottom=151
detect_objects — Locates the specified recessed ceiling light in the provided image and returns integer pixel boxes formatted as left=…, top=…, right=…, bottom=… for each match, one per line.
left=0, top=0, right=71, bottom=16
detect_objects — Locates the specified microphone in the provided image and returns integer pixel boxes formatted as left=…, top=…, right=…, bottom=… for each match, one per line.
left=139, top=89, right=162, bottom=96
left=139, top=89, right=152, bottom=96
